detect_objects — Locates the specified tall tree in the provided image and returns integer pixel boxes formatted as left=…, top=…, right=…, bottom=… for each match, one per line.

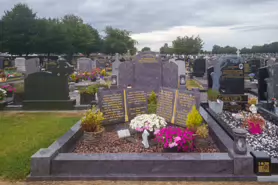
left=172, top=35, right=203, bottom=55
left=102, top=26, right=137, bottom=54
left=141, top=47, right=151, bottom=52
left=1, top=3, right=37, bottom=55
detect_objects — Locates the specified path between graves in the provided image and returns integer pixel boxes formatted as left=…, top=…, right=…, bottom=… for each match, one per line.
left=0, top=181, right=277, bottom=185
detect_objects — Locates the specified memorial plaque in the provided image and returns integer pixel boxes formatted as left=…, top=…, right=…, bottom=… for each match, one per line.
left=174, top=90, right=200, bottom=126
left=156, top=88, right=176, bottom=123
left=98, top=89, right=125, bottom=124
left=126, top=88, right=148, bottom=120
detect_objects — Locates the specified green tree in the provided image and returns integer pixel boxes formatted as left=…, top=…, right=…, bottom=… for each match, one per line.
left=102, top=26, right=137, bottom=55
left=141, top=47, right=151, bottom=52
left=34, top=18, right=70, bottom=59
left=172, top=35, right=203, bottom=55
left=159, top=43, right=174, bottom=55
left=1, top=3, right=37, bottom=55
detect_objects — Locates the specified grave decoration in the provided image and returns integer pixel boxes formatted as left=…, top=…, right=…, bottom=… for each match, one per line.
left=23, top=59, right=76, bottom=110
left=0, top=87, right=7, bottom=110
left=209, top=55, right=248, bottom=111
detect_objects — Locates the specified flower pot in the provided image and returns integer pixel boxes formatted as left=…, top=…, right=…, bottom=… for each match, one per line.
left=0, top=77, right=7, bottom=82
left=163, top=146, right=179, bottom=153
left=13, top=92, right=24, bottom=105
left=6, top=91, right=13, bottom=98
left=83, top=127, right=105, bottom=145
left=208, top=100, right=223, bottom=114
left=80, top=93, right=96, bottom=105
left=0, top=101, right=7, bottom=110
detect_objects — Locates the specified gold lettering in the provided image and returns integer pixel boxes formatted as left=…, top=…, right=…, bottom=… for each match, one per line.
left=157, top=90, right=174, bottom=122
left=175, top=93, right=196, bottom=125
left=102, top=93, right=125, bottom=122
left=258, top=162, right=270, bottom=173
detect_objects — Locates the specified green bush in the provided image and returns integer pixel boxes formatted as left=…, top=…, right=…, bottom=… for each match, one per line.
left=148, top=91, right=157, bottom=104
left=148, top=103, right=157, bottom=114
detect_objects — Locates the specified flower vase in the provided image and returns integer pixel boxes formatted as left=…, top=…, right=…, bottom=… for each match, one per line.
left=163, top=146, right=179, bottom=153
left=208, top=100, right=223, bottom=114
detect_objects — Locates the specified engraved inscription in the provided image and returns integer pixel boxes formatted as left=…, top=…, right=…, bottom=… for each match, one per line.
left=127, top=90, right=147, bottom=118
left=175, top=93, right=196, bottom=125
left=102, top=93, right=125, bottom=122
left=222, top=65, right=244, bottom=79
left=157, top=90, right=174, bottom=122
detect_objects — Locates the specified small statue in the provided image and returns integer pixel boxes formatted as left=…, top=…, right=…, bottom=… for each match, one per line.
left=142, top=129, right=150, bottom=148
left=249, top=104, right=257, bottom=114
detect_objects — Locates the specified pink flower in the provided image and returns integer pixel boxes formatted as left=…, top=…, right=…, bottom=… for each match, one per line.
left=136, top=128, right=144, bottom=132
left=174, top=136, right=181, bottom=142
left=169, top=142, right=178, bottom=148
left=154, top=130, right=160, bottom=135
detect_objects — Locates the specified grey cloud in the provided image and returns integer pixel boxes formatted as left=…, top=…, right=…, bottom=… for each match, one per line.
left=1, top=0, right=278, bottom=38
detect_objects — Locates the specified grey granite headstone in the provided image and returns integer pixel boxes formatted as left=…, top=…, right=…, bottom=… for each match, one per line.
left=162, top=61, right=178, bottom=89
left=15, top=57, right=26, bottom=73
left=265, top=63, right=278, bottom=100
left=25, top=58, right=40, bottom=75
left=77, top=57, right=93, bottom=72
left=118, top=61, right=134, bottom=88
left=212, top=55, right=244, bottom=94
left=134, top=51, right=162, bottom=92
left=112, top=53, right=121, bottom=84
left=126, top=88, right=148, bottom=120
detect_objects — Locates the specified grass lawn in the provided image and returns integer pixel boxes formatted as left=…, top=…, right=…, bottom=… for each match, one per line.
left=186, top=79, right=204, bottom=90
left=0, top=112, right=83, bottom=180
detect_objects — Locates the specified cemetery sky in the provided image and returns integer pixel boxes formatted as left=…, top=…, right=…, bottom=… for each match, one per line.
left=1, top=0, right=278, bottom=51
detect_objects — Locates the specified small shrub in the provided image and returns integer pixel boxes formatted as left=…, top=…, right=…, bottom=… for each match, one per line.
left=148, top=103, right=157, bottom=114
left=186, top=105, right=203, bottom=130
left=248, top=97, right=258, bottom=105
left=196, top=124, right=209, bottom=139
left=81, top=106, right=104, bottom=132
left=79, top=85, right=98, bottom=95
left=207, top=89, right=220, bottom=101
left=148, top=91, right=157, bottom=104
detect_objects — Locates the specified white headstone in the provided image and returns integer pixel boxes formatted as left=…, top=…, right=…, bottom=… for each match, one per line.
left=236, top=49, right=240, bottom=57
left=77, top=57, right=95, bottom=72
left=15, top=57, right=26, bottom=73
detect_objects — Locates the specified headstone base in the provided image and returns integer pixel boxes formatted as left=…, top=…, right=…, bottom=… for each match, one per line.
left=22, top=99, right=76, bottom=110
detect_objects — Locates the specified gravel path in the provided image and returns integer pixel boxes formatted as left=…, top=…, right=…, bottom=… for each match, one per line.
left=1, top=181, right=278, bottom=185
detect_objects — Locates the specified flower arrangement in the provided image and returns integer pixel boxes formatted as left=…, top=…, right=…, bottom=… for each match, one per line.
left=186, top=105, right=203, bottom=130
left=248, top=97, right=258, bottom=105
left=100, top=69, right=106, bottom=77
left=130, top=114, right=167, bottom=132
left=1, top=85, right=16, bottom=93
left=196, top=124, right=209, bottom=139
left=0, top=88, right=7, bottom=101
left=70, top=73, right=79, bottom=82
left=155, top=126, right=195, bottom=152
left=244, top=114, right=265, bottom=135
left=0, top=70, right=6, bottom=78
left=81, top=106, right=105, bottom=132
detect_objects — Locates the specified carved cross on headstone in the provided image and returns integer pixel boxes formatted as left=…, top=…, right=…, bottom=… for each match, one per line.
left=49, top=60, right=74, bottom=77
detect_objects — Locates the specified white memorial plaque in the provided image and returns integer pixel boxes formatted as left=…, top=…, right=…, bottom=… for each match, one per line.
left=117, top=129, right=131, bottom=138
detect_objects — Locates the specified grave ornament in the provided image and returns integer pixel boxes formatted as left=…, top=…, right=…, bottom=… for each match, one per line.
left=142, top=129, right=150, bottom=148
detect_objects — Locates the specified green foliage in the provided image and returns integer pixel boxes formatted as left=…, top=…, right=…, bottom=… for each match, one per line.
left=148, top=91, right=157, bottom=104
left=186, top=105, right=203, bottom=130
left=81, top=105, right=105, bottom=132
left=14, top=82, right=24, bottom=93
left=207, top=89, right=220, bottom=101
left=0, top=112, right=80, bottom=179
left=212, top=45, right=237, bottom=54
left=172, top=35, right=203, bottom=55
left=160, top=43, right=174, bottom=55
left=79, top=85, right=98, bottom=95
left=141, top=47, right=151, bottom=52
left=196, top=124, right=209, bottom=139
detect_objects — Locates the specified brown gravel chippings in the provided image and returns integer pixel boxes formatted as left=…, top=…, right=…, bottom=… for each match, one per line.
left=73, top=131, right=220, bottom=153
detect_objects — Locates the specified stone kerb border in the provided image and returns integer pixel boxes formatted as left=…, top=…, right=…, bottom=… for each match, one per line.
left=28, top=109, right=256, bottom=181
left=202, top=103, right=274, bottom=175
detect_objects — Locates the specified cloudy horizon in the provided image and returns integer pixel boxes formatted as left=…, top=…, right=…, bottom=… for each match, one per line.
left=1, top=0, right=278, bottom=51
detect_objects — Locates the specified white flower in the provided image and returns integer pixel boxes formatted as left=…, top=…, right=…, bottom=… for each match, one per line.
left=130, top=114, right=167, bottom=132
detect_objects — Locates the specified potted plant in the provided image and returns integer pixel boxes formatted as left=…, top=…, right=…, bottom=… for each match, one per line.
left=186, top=105, right=203, bottom=131
left=130, top=114, right=167, bottom=139
left=195, top=124, right=209, bottom=148
left=207, top=89, right=223, bottom=114
left=0, top=70, right=7, bottom=82
left=81, top=106, right=105, bottom=144
left=79, top=85, right=98, bottom=105
left=155, top=126, right=195, bottom=152
left=13, top=83, right=24, bottom=105
left=244, top=114, right=265, bottom=135
left=1, top=84, right=16, bottom=98
left=90, top=71, right=97, bottom=82
left=0, top=87, right=7, bottom=110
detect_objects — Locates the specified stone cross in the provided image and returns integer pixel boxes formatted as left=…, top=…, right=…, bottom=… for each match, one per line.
left=142, top=130, right=150, bottom=148
left=49, top=60, right=74, bottom=77
left=237, top=49, right=240, bottom=57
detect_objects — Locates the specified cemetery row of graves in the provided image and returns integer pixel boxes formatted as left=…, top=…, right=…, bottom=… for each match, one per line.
left=1, top=51, right=278, bottom=181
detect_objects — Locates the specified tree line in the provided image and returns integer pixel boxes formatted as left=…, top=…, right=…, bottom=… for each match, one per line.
left=0, top=3, right=138, bottom=60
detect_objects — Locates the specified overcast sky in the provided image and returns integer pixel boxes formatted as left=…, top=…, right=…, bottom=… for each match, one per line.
left=1, top=0, right=278, bottom=51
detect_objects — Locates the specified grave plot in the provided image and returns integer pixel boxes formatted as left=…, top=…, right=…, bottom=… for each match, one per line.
left=28, top=87, right=256, bottom=181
